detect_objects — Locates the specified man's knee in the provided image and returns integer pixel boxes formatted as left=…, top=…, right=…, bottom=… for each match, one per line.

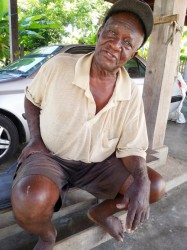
left=147, top=167, right=166, bottom=203
left=11, top=175, right=60, bottom=223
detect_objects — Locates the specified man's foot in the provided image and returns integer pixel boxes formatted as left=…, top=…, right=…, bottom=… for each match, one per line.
left=87, top=208, right=125, bottom=242
left=33, top=237, right=55, bottom=250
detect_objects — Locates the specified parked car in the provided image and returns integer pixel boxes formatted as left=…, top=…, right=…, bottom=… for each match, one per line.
left=0, top=45, right=184, bottom=164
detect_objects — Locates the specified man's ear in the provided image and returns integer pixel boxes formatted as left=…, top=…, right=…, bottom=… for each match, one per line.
left=97, top=26, right=103, bottom=40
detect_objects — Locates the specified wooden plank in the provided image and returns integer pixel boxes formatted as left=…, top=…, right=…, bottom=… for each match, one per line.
left=54, top=212, right=127, bottom=250
left=154, top=14, right=179, bottom=24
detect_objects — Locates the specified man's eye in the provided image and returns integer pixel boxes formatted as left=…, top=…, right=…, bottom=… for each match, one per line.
left=107, top=30, right=116, bottom=37
left=122, top=40, right=132, bottom=49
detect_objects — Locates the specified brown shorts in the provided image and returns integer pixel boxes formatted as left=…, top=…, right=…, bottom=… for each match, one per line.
left=13, top=152, right=130, bottom=210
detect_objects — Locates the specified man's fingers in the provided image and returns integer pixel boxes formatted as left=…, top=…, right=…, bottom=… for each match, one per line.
left=140, top=211, right=146, bottom=224
left=126, top=205, right=136, bottom=230
left=126, top=205, right=150, bottom=231
left=131, top=210, right=142, bottom=230
left=146, top=207, right=150, bottom=220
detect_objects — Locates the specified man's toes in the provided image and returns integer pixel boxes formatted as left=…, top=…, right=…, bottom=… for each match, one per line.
left=121, top=220, right=126, bottom=232
left=118, top=235, right=124, bottom=242
left=119, top=231, right=124, bottom=241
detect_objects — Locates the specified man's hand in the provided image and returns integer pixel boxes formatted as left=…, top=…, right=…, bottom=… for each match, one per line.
left=18, top=136, right=50, bottom=165
left=117, top=177, right=150, bottom=232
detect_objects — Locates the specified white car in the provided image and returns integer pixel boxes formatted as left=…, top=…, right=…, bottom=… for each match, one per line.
left=0, top=45, right=184, bottom=164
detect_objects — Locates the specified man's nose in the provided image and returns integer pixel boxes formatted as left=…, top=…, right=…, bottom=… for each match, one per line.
left=110, top=38, right=122, bottom=51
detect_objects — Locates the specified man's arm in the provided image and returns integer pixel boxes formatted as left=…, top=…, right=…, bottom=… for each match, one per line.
left=24, top=97, right=41, bottom=139
left=117, top=155, right=150, bottom=232
left=18, top=97, right=49, bottom=164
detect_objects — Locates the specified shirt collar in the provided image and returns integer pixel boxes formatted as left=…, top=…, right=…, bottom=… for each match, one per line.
left=72, top=52, right=132, bottom=101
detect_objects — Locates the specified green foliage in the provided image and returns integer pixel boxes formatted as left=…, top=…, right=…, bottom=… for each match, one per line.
left=18, top=0, right=110, bottom=46
left=18, top=13, right=61, bottom=51
left=0, top=0, right=9, bottom=66
left=0, top=0, right=62, bottom=66
left=138, top=38, right=150, bottom=60
left=180, top=27, right=187, bottom=60
left=0, top=0, right=8, bottom=18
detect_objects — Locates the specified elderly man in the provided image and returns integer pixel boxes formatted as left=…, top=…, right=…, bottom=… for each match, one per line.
left=11, top=0, right=165, bottom=249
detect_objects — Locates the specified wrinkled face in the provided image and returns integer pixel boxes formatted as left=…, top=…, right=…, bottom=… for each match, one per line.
left=94, top=12, right=144, bottom=72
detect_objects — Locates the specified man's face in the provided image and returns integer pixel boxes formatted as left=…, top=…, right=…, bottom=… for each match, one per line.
left=94, top=12, right=144, bottom=72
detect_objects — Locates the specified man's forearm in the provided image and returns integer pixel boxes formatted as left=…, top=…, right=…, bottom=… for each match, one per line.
left=119, top=155, right=150, bottom=231
left=24, top=97, right=41, bottom=139
left=121, top=156, right=149, bottom=181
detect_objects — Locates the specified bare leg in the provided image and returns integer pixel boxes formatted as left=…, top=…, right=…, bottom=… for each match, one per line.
left=87, top=167, right=165, bottom=241
left=88, top=194, right=125, bottom=242
left=147, top=167, right=166, bottom=203
left=11, top=175, right=60, bottom=250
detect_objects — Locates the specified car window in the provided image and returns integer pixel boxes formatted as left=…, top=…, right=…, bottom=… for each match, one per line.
left=29, top=45, right=63, bottom=55
left=2, top=57, right=48, bottom=76
left=66, top=46, right=95, bottom=54
left=0, top=46, right=65, bottom=78
left=125, top=58, right=145, bottom=78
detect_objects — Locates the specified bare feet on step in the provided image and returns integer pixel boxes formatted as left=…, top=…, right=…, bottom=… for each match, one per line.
left=33, top=228, right=57, bottom=250
left=87, top=208, right=125, bottom=242
left=33, top=237, right=56, bottom=250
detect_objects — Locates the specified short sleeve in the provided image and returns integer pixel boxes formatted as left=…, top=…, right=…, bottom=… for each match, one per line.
left=116, top=86, right=148, bottom=160
left=25, top=64, right=49, bottom=108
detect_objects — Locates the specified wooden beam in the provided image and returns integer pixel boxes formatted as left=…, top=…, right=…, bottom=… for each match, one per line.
left=154, top=14, right=179, bottom=24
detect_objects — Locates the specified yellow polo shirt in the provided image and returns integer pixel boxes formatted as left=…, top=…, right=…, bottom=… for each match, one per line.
left=26, top=52, right=148, bottom=163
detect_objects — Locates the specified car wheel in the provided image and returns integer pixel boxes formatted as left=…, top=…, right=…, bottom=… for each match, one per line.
left=0, top=114, right=19, bottom=164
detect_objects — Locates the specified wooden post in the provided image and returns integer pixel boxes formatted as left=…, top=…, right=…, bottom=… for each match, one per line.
left=143, top=0, right=187, bottom=151
left=8, top=0, right=19, bottom=62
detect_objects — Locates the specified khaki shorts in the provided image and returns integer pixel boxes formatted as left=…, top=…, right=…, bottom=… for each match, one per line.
left=13, top=152, right=130, bottom=211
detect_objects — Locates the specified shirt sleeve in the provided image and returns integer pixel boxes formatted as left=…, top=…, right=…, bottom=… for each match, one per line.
left=25, top=63, right=51, bottom=109
left=116, top=85, right=148, bottom=160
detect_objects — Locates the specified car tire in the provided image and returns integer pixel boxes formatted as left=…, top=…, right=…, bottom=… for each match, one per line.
left=0, top=114, right=19, bottom=164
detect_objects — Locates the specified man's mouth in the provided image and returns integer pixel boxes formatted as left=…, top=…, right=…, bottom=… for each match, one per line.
left=104, top=50, right=117, bottom=61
